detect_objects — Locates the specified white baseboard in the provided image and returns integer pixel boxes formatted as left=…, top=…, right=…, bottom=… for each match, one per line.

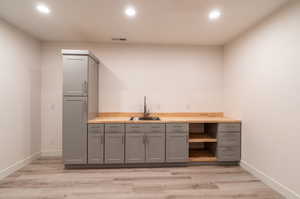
left=41, top=150, right=62, bottom=157
left=240, top=160, right=300, bottom=199
left=0, top=152, right=41, bottom=180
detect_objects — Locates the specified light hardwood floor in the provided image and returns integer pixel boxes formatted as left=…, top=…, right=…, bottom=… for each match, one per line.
left=0, top=157, right=284, bottom=199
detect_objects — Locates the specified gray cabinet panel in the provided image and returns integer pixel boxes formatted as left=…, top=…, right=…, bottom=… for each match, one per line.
left=126, top=124, right=145, bottom=133
left=166, top=123, right=188, bottom=163
left=88, top=125, right=104, bottom=164
left=218, top=123, right=241, bottom=132
left=63, top=97, right=87, bottom=164
left=166, top=132, right=188, bottom=163
left=105, top=132, right=124, bottom=164
left=217, top=146, right=241, bottom=161
left=217, top=122, right=241, bottom=162
left=166, top=123, right=188, bottom=133
left=146, top=123, right=165, bottom=132
left=105, top=124, right=125, bottom=133
left=218, top=133, right=241, bottom=147
left=146, top=133, right=165, bottom=163
left=88, top=57, right=98, bottom=120
left=63, top=55, right=88, bottom=96
left=125, top=123, right=166, bottom=163
left=125, top=133, right=145, bottom=163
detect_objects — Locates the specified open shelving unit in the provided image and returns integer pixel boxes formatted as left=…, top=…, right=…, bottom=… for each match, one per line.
left=188, top=123, right=218, bottom=162
left=189, top=133, right=217, bottom=143
left=189, top=149, right=217, bottom=162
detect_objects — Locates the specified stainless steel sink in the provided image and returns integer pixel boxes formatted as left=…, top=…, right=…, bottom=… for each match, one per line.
left=129, top=96, right=160, bottom=121
left=130, top=117, right=160, bottom=121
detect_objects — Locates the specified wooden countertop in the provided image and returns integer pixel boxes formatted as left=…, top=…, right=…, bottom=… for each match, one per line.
left=88, top=116, right=241, bottom=124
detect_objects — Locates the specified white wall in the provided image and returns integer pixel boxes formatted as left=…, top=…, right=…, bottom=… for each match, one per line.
left=41, top=42, right=224, bottom=154
left=224, top=1, right=300, bottom=198
left=0, top=18, right=41, bottom=178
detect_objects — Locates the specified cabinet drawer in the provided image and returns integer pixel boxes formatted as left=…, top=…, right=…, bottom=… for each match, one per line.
left=146, top=123, right=165, bottom=133
left=105, top=124, right=124, bottom=133
left=88, top=124, right=104, bottom=134
left=218, top=133, right=240, bottom=147
left=217, top=146, right=240, bottom=161
left=126, top=124, right=146, bottom=133
left=166, top=123, right=188, bottom=133
left=218, top=123, right=241, bottom=132
left=89, top=124, right=104, bottom=128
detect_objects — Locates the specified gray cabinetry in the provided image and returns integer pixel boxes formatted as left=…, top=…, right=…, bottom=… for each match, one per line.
left=146, top=124, right=165, bottom=163
left=125, top=124, right=146, bottom=163
left=146, top=132, right=165, bottom=163
left=87, top=57, right=98, bottom=120
left=63, top=97, right=87, bottom=164
left=105, top=124, right=125, bottom=164
left=125, top=123, right=165, bottom=164
left=88, top=124, right=104, bottom=164
left=62, top=50, right=99, bottom=166
left=166, top=123, right=189, bottom=163
left=217, top=146, right=241, bottom=161
left=218, top=123, right=241, bottom=132
left=63, top=55, right=88, bottom=96
left=218, top=133, right=240, bottom=147
left=125, top=132, right=145, bottom=163
left=217, top=123, right=241, bottom=162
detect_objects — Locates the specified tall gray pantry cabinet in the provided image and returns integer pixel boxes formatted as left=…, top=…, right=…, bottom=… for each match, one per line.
left=62, top=50, right=99, bottom=165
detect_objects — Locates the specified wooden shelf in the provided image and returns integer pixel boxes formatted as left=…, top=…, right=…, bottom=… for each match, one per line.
left=189, top=134, right=217, bottom=143
left=189, top=150, right=217, bottom=162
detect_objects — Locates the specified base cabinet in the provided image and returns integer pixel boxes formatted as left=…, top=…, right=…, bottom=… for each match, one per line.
left=125, top=133, right=145, bottom=163
left=126, top=124, right=165, bottom=164
left=88, top=124, right=104, bottom=164
left=146, top=133, right=165, bottom=163
left=105, top=124, right=125, bottom=164
left=79, top=122, right=241, bottom=167
left=166, top=123, right=189, bottom=163
left=63, top=97, right=87, bottom=165
left=217, top=123, right=241, bottom=162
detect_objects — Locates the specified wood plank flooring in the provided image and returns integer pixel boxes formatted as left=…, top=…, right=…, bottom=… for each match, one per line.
left=0, top=157, right=284, bottom=199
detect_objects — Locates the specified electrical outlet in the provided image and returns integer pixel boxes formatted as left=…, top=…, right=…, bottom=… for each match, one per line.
left=156, top=104, right=161, bottom=110
left=186, top=104, right=191, bottom=110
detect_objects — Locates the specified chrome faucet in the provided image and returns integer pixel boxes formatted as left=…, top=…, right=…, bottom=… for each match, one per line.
left=143, top=96, right=150, bottom=117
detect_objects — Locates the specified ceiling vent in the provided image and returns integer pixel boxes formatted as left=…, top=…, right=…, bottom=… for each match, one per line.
left=112, top=38, right=127, bottom=41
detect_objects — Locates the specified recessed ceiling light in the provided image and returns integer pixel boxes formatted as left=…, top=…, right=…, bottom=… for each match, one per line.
left=209, top=9, right=221, bottom=20
left=36, top=4, right=51, bottom=14
left=125, top=7, right=136, bottom=17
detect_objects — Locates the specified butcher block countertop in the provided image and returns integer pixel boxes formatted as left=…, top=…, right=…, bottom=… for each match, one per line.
left=88, top=112, right=241, bottom=124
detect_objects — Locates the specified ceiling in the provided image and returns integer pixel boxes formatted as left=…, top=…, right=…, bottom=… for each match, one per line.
left=0, top=0, right=290, bottom=45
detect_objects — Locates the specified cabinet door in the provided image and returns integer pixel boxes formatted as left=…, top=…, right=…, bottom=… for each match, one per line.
left=63, top=55, right=88, bottom=96
left=105, top=133, right=124, bottom=164
left=166, top=132, right=188, bottom=163
left=88, top=125, right=104, bottom=164
left=88, top=57, right=98, bottom=120
left=146, top=133, right=165, bottom=163
left=63, top=97, right=87, bottom=164
left=218, top=132, right=241, bottom=147
left=217, top=146, right=241, bottom=161
left=125, top=133, right=145, bottom=163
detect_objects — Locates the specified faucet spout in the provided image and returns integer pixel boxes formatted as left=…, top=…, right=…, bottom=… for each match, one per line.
left=143, top=96, right=149, bottom=117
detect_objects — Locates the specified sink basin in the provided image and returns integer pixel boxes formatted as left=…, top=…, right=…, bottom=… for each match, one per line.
left=130, top=116, right=160, bottom=121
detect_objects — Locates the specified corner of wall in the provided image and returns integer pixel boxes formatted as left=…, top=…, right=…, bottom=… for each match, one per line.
left=0, top=152, right=41, bottom=180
